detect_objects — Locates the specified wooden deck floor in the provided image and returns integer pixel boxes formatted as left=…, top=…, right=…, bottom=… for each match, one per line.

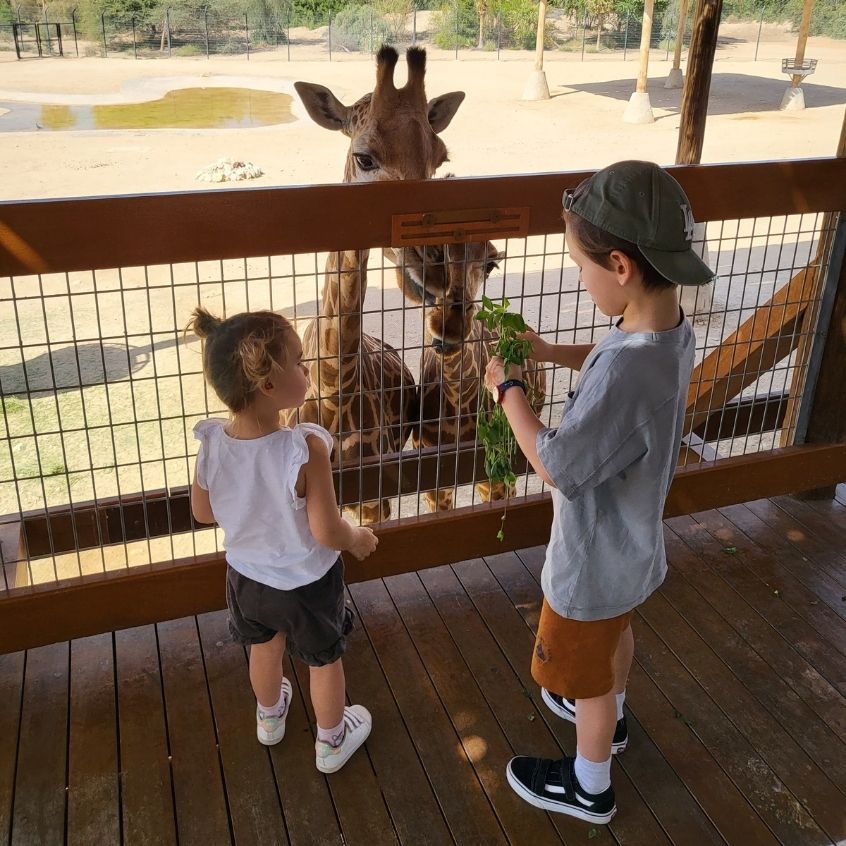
left=2, top=493, right=846, bottom=846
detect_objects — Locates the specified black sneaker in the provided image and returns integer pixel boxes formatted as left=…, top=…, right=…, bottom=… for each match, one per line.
left=506, top=755, right=616, bottom=824
left=540, top=689, right=628, bottom=754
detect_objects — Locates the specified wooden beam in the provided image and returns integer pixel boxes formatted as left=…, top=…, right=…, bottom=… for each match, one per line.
left=686, top=264, right=818, bottom=431
left=2, top=443, right=845, bottom=654
left=2, top=161, right=846, bottom=277
left=635, top=0, right=655, bottom=94
left=676, top=0, right=723, bottom=165
left=671, top=0, right=691, bottom=73
left=790, top=0, right=816, bottom=88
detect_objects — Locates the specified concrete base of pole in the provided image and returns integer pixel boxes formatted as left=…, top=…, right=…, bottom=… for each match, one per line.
left=680, top=222, right=714, bottom=316
left=622, top=91, right=655, bottom=124
left=779, top=85, right=805, bottom=111
left=664, top=66, right=684, bottom=88
left=521, top=69, right=550, bottom=101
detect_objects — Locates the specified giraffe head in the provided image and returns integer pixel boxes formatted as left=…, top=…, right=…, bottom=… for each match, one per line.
left=390, top=241, right=501, bottom=355
left=294, top=46, right=465, bottom=183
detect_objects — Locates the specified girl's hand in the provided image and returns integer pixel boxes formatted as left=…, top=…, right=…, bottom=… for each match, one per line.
left=519, top=328, right=552, bottom=363
left=348, top=526, right=378, bottom=561
left=485, top=356, right=521, bottom=392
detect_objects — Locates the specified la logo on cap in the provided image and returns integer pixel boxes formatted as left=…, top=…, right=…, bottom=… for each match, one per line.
left=680, top=204, right=696, bottom=241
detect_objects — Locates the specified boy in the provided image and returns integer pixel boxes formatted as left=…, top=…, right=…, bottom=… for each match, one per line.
left=485, top=160, right=714, bottom=824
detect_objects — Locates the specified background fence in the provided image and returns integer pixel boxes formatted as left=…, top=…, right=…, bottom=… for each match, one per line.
left=0, top=6, right=829, bottom=61
left=1, top=160, right=844, bottom=607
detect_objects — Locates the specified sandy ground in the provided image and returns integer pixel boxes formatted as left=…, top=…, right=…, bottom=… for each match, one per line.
left=0, top=23, right=844, bottom=200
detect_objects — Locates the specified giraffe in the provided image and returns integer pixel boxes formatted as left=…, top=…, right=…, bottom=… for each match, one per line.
left=388, top=241, right=547, bottom=511
left=288, top=46, right=466, bottom=523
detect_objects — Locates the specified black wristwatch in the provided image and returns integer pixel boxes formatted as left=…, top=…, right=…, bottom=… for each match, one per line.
left=493, top=379, right=526, bottom=405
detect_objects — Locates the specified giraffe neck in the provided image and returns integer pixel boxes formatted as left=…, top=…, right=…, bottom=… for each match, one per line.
left=318, top=248, right=369, bottom=362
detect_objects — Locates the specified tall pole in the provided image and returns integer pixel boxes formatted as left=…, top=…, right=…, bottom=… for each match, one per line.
left=676, top=0, right=722, bottom=164
left=780, top=0, right=815, bottom=110
left=623, top=0, right=655, bottom=122
left=665, top=0, right=690, bottom=88
left=521, top=0, right=550, bottom=100
left=675, top=0, right=723, bottom=317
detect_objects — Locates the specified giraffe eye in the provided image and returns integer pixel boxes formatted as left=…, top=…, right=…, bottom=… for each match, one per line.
left=353, top=153, right=377, bottom=171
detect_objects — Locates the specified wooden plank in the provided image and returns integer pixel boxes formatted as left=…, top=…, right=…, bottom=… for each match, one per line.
left=348, top=578, right=510, bottom=845
left=429, top=558, right=672, bottom=846
left=114, top=625, right=177, bottom=846
left=11, top=642, right=68, bottom=846
left=0, top=652, right=24, bottom=846
left=668, top=515, right=846, bottom=696
left=693, top=391, right=788, bottom=443
left=156, top=616, right=232, bottom=845
left=5, top=444, right=846, bottom=655
left=194, top=611, right=289, bottom=846
left=265, top=654, right=343, bottom=846
left=637, top=593, right=844, bottom=844
left=686, top=265, right=818, bottom=431
left=488, top=549, right=763, bottom=846
left=658, top=537, right=846, bottom=796
left=289, top=651, right=399, bottom=846
left=772, top=495, right=846, bottom=569
left=336, top=588, right=454, bottom=846
left=384, top=571, right=562, bottom=845
left=67, top=633, right=120, bottom=846
left=743, top=498, right=846, bottom=588
left=716, top=502, right=846, bottom=617
left=691, top=508, right=846, bottom=634
left=663, top=523, right=846, bottom=742
left=2, top=160, right=845, bottom=276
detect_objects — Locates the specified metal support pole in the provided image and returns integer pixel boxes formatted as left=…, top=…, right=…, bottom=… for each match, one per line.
left=132, top=16, right=137, bottom=58
left=166, top=8, right=171, bottom=56
left=72, top=8, right=79, bottom=56
left=581, top=10, right=586, bottom=60
left=204, top=8, right=209, bottom=57
left=454, top=1, right=458, bottom=59
left=101, top=11, right=107, bottom=57
left=12, top=23, right=21, bottom=59
left=328, top=10, right=331, bottom=60
left=754, top=5, right=763, bottom=61
left=287, top=11, right=290, bottom=60
left=412, top=6, right=416, bottom=44
left=623, top=12, right=629, bottom=59
left=245, top=12, right=249, bottom=59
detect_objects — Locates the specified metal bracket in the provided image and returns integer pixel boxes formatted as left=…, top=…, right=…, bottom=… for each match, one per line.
left=391, top=206, right=530, bottom=247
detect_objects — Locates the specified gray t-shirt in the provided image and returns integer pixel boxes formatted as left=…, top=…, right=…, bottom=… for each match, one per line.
left=536, top=315, right=695, bottom=621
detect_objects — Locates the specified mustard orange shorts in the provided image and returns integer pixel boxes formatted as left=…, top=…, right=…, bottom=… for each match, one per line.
left=531, top=599, right=632, bottom=700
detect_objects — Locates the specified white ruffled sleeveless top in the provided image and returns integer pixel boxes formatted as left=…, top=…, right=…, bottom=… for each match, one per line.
left=193, top=419, right=339, bottom=590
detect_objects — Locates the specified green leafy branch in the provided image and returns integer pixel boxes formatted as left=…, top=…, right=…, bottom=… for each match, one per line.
left=475, top=295, right=532, bottom=541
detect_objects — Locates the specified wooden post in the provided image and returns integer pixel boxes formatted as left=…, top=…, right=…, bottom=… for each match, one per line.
left=676, top=0, right=723, bottom=165
left=521, top=0, right=550, bottom=100
left=780, top=107, right=846, bottom=454
left=622, top=0, right=655, bottom=122
left=636, top=0, right=653, bottom=92
left=791, top=0, right=815, bottom=88
left=665, top=0, right=690, bottom=88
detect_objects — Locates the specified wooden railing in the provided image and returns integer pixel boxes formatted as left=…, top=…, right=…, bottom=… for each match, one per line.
left=1, top=158, right=845, bottom=652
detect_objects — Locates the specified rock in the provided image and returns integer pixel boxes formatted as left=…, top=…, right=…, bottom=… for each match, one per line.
left=196, top=158, right=263, bottom=183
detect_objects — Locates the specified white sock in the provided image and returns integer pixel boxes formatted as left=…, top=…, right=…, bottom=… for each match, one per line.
left=615, top=691, right=626, bottom=721
left=575, top=752, right=612, bottom=795
left=258, top=685, right=287, bottom=718
left=317, top=717, right=345, bottom=748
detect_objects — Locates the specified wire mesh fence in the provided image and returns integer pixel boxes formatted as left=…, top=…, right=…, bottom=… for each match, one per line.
left=0, top=177, right=839, bottom=590
left=1, top=5, right=828, bottom=62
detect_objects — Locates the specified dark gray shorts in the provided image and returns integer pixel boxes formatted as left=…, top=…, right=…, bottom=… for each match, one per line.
left=226, top=557, right=354, bottom=667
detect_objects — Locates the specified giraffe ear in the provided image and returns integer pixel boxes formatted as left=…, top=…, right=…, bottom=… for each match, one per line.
left=294, top=82, right=350, bottom=132
left=427, top=92, right=465, bottom=134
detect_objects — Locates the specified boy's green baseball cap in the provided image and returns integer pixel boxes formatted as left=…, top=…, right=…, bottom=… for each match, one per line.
left=563, top=160, right=715, bottom=286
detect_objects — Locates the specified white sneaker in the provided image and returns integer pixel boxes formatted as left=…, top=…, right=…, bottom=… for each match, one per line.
left=315, top=705, right=372, bottom=773
left=256, top=678, right=292, bottom=746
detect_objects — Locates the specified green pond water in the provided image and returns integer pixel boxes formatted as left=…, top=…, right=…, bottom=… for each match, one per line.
left=0, top=87, right=295, bottom=132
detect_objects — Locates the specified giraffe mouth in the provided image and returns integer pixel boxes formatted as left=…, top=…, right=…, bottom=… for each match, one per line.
left=431, top=337, right=460, bottom=356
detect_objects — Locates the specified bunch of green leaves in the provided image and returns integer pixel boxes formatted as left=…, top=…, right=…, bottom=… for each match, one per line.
left=475, top=295, right=532, bottom=540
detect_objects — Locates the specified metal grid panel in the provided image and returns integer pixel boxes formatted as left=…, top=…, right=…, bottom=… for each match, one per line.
left=0, top=209, right=835, bottom=589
